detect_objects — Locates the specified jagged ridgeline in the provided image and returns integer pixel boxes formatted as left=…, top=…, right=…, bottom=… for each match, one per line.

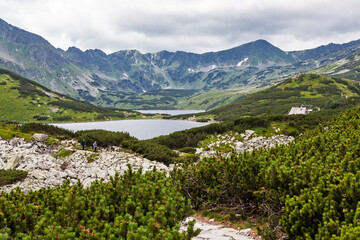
left=207, top=74, right=360, bottom=121
left=0, top=168, right=200, bottom=239
left=173, top=104, right=360, bottom=239
left=0, top=69, right=137, bottom=122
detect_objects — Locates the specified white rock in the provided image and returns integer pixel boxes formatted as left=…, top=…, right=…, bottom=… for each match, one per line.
left=245, top=130, right=255, bottom=136
left=58, top=171, right=68, bottom=179
left=97, top=170, right=108, bottom=179
left=5, top=154, right=22, bottom=170
left=32, top=170, right=48, bottom=180
left=32, top=134, right=48, bottom=142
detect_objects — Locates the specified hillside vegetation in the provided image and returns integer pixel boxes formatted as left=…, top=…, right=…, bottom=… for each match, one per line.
left=0, top=168, right=199, bottom=239
left=206, top=74, right=360, bottom=121
left=0, top=69, right=144, bottom=122
left=173, top=104, right=360, bottom=239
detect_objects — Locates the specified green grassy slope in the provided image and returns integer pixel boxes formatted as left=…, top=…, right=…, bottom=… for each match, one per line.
left=0, top=69, right=142, bottom=122
left=207, top=74, right=360, bottom=121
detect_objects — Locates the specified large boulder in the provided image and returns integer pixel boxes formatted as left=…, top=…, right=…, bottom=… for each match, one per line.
left=5, top=154, right=22, bottom=170
left=33, top=134, right=48, bottom=142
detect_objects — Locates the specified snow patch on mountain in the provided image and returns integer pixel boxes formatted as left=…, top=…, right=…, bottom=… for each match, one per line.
left=237, top=58, right=249, bottom=66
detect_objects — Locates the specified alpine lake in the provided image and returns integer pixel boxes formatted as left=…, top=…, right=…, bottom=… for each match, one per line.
left=52, top=110, right=208, bottom=140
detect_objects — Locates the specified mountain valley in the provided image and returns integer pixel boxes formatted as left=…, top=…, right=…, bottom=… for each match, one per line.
left=1, top=18, right=360, bottom=110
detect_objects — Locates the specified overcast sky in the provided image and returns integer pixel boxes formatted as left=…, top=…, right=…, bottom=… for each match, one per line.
left=1, top=0, right=359, bottom=54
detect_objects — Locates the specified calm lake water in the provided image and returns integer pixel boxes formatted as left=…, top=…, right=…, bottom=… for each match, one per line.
left=52, top=119, right=210, bottom=140
left=135, top=109, right=206, bottom=116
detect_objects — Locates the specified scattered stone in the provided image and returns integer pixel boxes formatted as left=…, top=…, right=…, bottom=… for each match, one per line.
left=32, top=133, right=48, bottom=142
left=197, top=130, right=294, bottom=159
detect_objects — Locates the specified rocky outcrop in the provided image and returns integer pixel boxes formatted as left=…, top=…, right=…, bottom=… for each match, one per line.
left=196, top=130, right=294, bottom=158
left=0, top=137, right=170, bottom=193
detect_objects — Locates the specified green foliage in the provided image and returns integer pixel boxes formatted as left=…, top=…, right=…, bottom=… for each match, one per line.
left=178, top=147, right=197, bottom=154
left=32, top=114, right=50, bottom=121
left=49, top=100, right=103, bottom=113
left=122, top=140, right=179, bottom=165
left=207, top=74, right=360, bottom=121
left=0, top=69, right=140, bottom=122
left=76, top=130, right=134, bottom=148
left=0, top=169, right=28, bottom=187
left=176, top=154, right=200, bottom=164
left=324, top=97, right=340, bottom=109
left=0, top=168, right=197, bottom=239
left=19, top=123, right=76, bottom=139
left=53, top=147, right=74, bottom=158
left=172, top=105, right=360, bottom=239
left=87, top=153, right=99, bottom=163
left=195, top=118, right=210, bottom=122
left=0, top=122, right=33, bottom=140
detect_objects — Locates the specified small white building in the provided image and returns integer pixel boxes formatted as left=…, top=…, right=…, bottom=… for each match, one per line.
left=288, top=106, right=313, bottom=115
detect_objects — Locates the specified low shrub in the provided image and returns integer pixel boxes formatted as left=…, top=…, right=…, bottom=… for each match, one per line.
left=53, top=148, right=74, bottom=158
left=178, top=147, right=197, bottom=154
left=0, top=169, right=28, bottom=187
left=52, top=116, right=73, bottom=121
left=176, top=154, right=200, bottom=164
left=87, top=153, right=100, bottom=163
left=122, top=139, right=178, bottom=165
left=76, top=130, right=134, bottom=148
left=32, top=115, right=50, bottom=121
left=196, top=118, right=210, bottom=122
left=18, top=123, right=75, bottom=139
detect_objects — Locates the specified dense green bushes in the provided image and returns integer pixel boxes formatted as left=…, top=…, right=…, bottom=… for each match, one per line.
left=122, top=140, right=178, bottom=165
left=75, top=129, right=135, bottom=148
left=0, top=169, right=28, bottom=187
left=173, top=105, right=360, bottom=239
left=0, top=168, right=198, bottom=239
left=19, top=123, right=76, bottom=139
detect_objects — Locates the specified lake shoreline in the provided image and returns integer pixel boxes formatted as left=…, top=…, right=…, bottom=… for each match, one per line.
left=51, top=118, right=211, bottom=140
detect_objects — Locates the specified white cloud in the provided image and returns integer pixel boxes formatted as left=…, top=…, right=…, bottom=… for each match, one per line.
left=0, top=0, right=359, bottom=53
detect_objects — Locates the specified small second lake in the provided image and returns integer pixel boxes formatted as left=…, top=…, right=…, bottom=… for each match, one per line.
left=135, top=109, right=206, bottom=116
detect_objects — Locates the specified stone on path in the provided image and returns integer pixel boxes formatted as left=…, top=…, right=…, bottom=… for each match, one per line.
left=180, top=217, right=256, bottom=240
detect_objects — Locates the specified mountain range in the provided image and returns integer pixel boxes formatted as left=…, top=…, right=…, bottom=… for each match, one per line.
left=1, top=18, right=360, bottom=109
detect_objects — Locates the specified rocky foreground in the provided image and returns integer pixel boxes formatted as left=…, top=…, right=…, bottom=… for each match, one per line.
left=1, top=130, right=295, bottom=193
left=0, top=136, right=170, bottom=193
left=0, top=131, right=294, bottom=240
